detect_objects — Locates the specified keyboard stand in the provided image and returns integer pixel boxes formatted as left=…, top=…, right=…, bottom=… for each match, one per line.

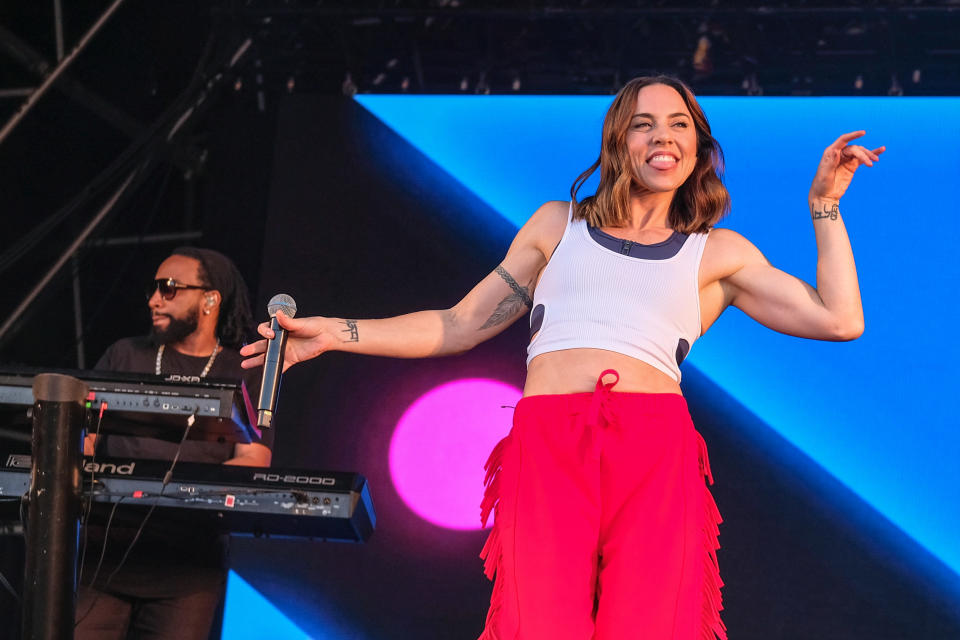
left=21, top=373, right=87, bottom=640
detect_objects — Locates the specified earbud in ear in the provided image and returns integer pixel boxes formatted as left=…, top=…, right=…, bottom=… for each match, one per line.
left=206, top=296, right=216, bottom=306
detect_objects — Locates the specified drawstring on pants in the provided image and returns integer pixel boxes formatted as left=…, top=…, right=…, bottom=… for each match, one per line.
left=584, top=369, right=620, bottom=461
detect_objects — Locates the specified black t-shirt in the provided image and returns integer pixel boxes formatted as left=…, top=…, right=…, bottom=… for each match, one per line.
left=82, top=336, right=274, bottom=598
left=94, top=336, right=274, bottom=461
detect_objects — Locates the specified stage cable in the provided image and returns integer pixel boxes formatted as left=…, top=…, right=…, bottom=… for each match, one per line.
left=73, top=499, right=122, bottom=629
left=99, top=413, right=196, bottom=589
left=76, top=400, right=107, bottom=587
left=0, top=498, right=24, bottom=604
left=0, top=567, right=19, bottom=605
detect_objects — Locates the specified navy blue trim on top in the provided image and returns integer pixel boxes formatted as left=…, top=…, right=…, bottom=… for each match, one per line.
left=676, top=338, right=690, bottom=366
left=529, top=304, right=545, bottom=340
left=587, top=225, right=688, bottom=259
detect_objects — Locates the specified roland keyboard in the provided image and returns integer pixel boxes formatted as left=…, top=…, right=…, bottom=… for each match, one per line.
left=0, top=367, right=259, bottom=444
left=0, top=454, right=375, bottom=542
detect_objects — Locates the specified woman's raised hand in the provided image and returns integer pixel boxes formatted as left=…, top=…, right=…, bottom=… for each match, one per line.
left=809, top=130, right=885, bottom=203
left=240, top=311, right=336, bottom=373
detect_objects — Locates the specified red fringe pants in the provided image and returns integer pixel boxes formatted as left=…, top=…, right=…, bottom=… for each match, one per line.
left=479, top=370, right=725, bottom=640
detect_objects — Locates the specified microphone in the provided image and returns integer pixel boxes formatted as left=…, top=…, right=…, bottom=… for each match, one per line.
left=257, top=294, right=297, bottom=429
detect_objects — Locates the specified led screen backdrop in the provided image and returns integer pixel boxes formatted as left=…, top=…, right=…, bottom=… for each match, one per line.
left=218, top=94, right=960, bottom=640
left=355, top=94, right=960, bottom=579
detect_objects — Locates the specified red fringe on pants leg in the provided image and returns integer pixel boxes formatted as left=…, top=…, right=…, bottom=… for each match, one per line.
left=478, top=435, right=510, bottom=640
left=696, top=431, right=727, bottom=640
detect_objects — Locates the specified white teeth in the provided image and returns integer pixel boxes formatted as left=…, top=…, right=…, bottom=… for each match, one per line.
left=650, top=155, right=677, bottom=162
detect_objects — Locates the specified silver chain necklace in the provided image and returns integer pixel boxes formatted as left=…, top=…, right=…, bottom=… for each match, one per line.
left=155, top=339, right=221, bottom=378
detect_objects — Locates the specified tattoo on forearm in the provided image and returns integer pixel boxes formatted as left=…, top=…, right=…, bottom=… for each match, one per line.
left=811, top=202, right=840, bottom=221
left=479, top=266, right=534, bottom=331
left=340, top=319, right=359, bottom=342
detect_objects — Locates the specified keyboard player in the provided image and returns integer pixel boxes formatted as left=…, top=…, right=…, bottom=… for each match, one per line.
left=77, top=247, right=273, bottom=640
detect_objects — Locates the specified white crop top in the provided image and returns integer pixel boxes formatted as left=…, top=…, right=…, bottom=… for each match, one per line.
left=526, top=206, right=708, bottom=382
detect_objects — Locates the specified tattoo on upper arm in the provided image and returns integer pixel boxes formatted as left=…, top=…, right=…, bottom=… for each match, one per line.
left=479, top=266, right=534, bottom=331
left=811, top=202, right=839, bottom=221
left=495, top=266, right=533, bottom=307
left=340, top=319, right=359, bottom=342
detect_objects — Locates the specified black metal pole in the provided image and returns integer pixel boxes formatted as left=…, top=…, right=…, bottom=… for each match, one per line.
left=23, top=373, right=87, bottom=640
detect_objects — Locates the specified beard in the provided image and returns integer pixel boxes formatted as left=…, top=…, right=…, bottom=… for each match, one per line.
left=151, top=308, right=200, bottom=345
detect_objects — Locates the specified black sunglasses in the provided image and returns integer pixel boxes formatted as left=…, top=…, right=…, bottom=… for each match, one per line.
left=147, top=277, right=207, bottom=301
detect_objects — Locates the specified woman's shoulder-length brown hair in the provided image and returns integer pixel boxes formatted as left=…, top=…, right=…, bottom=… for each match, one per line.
left=570, top=75, right=730, bottom=234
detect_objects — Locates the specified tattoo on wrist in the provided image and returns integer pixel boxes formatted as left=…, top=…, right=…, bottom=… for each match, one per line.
left=340, top=319, right=359, bottom=342
left=811, top=202, right=840, bottom=221
left=479, top=266, right=534, bottom=331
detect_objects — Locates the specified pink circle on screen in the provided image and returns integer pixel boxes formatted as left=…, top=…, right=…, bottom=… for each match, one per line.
left=389, top=378, right=522, bottom=531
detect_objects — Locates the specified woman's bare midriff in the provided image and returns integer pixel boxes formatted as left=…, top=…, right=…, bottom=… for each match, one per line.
left=524, top=349, right=683, bottom=397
